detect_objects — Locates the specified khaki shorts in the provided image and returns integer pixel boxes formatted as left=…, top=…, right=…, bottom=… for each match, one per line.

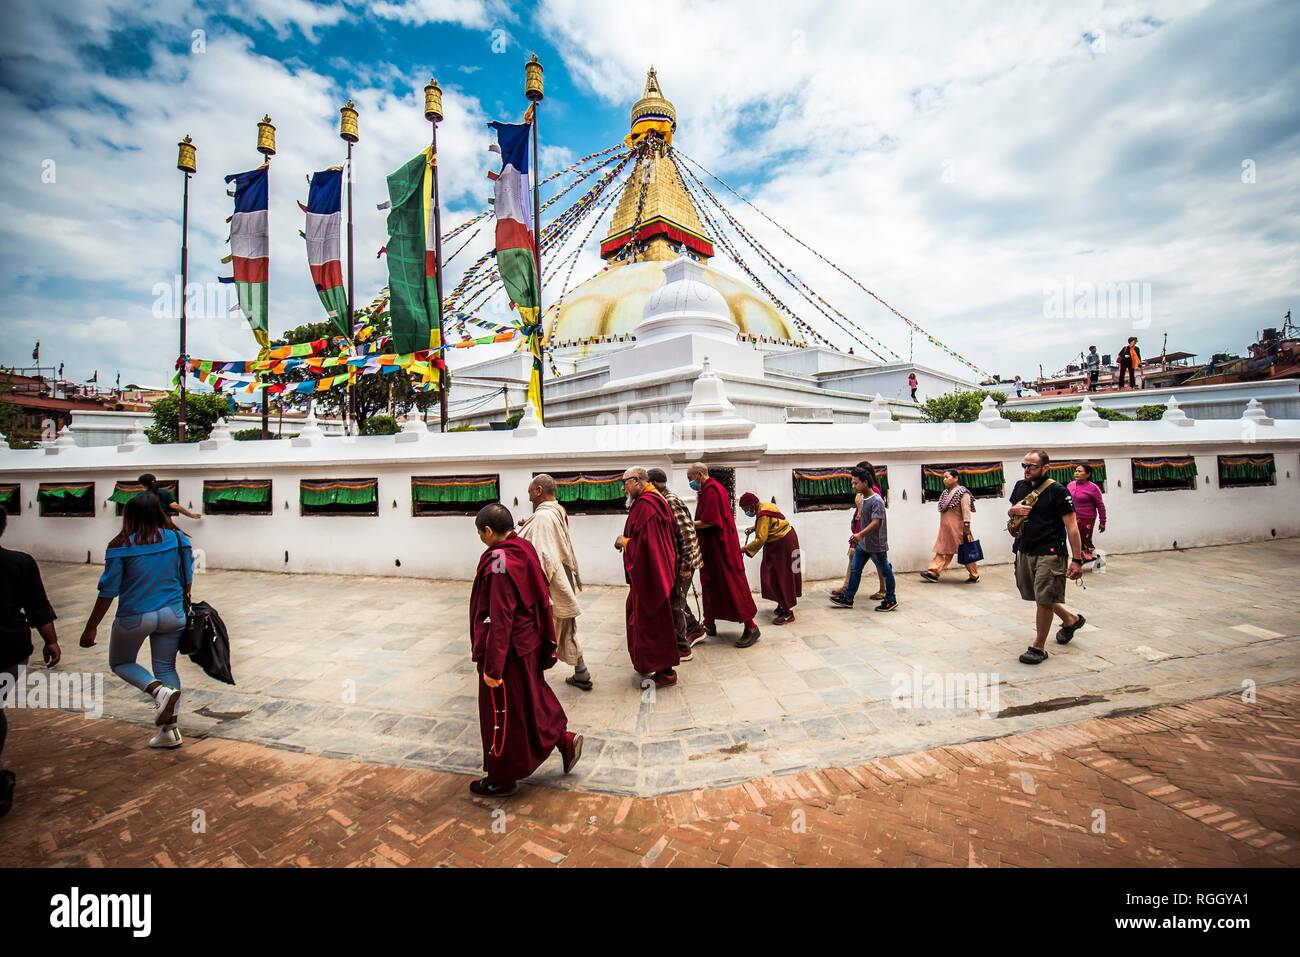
left=1015, top=551, right=1066, bottom=605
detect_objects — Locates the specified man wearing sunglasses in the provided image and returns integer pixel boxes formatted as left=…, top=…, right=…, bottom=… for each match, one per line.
left=1008, top=450, right=1085, bottom=664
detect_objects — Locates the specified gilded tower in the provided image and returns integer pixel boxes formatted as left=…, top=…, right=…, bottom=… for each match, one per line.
left=600, top=68, right=715, bottom=267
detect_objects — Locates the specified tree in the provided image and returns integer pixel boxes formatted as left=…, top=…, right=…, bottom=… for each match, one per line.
left=0, top=378, right=32, bottom=447
left=919, top=390, right=1008, bottom=423
left=273, top=314, right=427, bottom=429
left=147, top=391, right=232, bottom=443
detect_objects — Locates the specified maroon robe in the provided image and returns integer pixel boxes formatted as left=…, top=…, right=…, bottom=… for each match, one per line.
left=756, top=506, right=802, bottom=609
left=694, top=478, right=757, bottom=623
left=622, top=490, right=680, bottom=674
left=469, top=533, right=568, bottom=784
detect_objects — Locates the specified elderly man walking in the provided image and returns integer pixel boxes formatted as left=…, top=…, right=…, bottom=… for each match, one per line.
left=647, top=468, right=704, bottom=661
left=518, top=473, right=592, bottom=691
left=1008, top=449, right=1087, bottom=665
left=615, top=468, right=681, bottom=687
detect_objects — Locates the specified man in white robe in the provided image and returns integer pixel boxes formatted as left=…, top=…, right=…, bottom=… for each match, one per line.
left=518, top=474, right=592, bottom=690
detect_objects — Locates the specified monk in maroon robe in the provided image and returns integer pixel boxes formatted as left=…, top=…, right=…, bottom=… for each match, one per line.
left=687, top=463, right=760, bottom=647
left=468, top=504, right=582, bottom=797
left=614, top=468, right=680, bottom=687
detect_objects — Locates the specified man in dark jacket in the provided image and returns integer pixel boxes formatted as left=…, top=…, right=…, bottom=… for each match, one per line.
left=0, top=507, right=61, bottom=817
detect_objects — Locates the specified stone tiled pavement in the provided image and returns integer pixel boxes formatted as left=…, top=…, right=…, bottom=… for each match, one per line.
left=25, top=539, right=1300, bottom=795
left=3, top=684, right=1297, bottom=867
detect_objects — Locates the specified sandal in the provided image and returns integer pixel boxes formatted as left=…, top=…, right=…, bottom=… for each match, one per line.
left=1018, top=646, right=1049, bottom=665
left=565, top=674, right=594, bottom=691
left=868, top=591, right=886, bottom=601
left=469, top=777, right=518, bottom=797
left=1055, top=614, right=1086, bottom=645
left=965, top=575, right=980, bottom=584
left=920, top=571, right=940, bottom=583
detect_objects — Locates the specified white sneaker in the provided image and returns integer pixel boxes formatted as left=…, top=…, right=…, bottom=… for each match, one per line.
left=152, top=685, right=181, bottom=726
left=149, top=724, right=182, bottom=749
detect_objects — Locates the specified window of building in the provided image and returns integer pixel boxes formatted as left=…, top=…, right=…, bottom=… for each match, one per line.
left=548, top=471, right=627, bottom=515
left=1131, top=456, right=1197, bottom=493
left=203, top=479, right=273, bottom=515
left=300, top=478, right=379, bottom=516
left=412, top=474, right=500, bottom=516
left=1047, top=459, right=1108, bottom=492
left=38, top=482, right=95, bottom=517
left=1217, top=454, right=1275, bottom=489
left=792, top=467, right=890, bottom=512
left=0, top=483, right=19, bottom=515
left=110, top=479, right=179, bottom=515
left=921, top=463, right=1005, bottom=502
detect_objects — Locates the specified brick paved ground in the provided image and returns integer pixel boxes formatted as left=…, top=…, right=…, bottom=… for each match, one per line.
left=25, top=540, right=1300, bottom=794
left=4, top=683, right=1296, bottom=867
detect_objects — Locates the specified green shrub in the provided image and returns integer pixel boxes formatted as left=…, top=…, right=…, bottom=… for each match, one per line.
left=1001, top=405, right=1133, bottom=423
left=233, top=428, right=266, bottom=441
left=146, top=391, right=231, bottom=443
left=919, top=390, right=1008, bottom=423
left=449, top=423, right=478, bottom=432
left=1135, top=404, right=1165, bottom=421
left=361, top=415, right=400, bottom=436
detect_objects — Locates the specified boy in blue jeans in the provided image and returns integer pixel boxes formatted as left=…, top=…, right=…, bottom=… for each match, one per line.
left=831, top=463, right=897, bottom=611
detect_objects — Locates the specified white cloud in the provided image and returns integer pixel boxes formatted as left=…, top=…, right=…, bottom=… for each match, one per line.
left=368, top=0, right=510, bottom=29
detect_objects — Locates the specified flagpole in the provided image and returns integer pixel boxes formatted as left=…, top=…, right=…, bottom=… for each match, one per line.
left=340, top=99, right=359, bottom=434
left=257, top=115, right=276, bottom=439
left=425, top=78, right=449, bottom=432
left=525, top=54, right=545, bottom=424
left=176, top=135, right=196, bottom=442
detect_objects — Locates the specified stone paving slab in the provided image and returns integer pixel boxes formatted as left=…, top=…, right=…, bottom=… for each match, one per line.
left=3, top=684, right=1297, bottom=868
left=23, top=539, right=1300, bottom=795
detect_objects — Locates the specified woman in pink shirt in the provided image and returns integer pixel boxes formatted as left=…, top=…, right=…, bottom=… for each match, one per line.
left=1068, top=464, right=1107, bottom=562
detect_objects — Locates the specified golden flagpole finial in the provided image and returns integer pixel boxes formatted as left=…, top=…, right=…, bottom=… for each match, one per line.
left=176, top=134, right=197, bottom=174
left=256, top=115, right=277, bottom=156
left=525, top=53, right=544, bottom=102
left=423, top=78, right=443, bottom=122
left=339, top=99, right=359, bottom=143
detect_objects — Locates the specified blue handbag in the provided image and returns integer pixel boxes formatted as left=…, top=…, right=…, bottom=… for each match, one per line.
left=957, top=538, right=984, bottom=565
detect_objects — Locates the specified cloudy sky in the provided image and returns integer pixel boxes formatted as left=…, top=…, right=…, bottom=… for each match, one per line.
left=0, top=0, right=1296, bottom=394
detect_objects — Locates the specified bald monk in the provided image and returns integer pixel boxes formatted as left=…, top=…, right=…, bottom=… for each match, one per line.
left=469, top=504, right=582, bottom=797
left=740, top=491, right=802, bottom=625
left=687, top=462, right=760, bottom=648
left=518, top=473, right=592, bottom=691
left=614, top=467, right=680, bottom=687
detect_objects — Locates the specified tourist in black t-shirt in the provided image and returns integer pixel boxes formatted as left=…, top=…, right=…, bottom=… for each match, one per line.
left=0, top=507, right=61, bottom=818
left=1008, top=449, right=1085, bottom=665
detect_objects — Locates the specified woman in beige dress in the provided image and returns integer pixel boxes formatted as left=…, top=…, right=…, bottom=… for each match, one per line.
left=921, top=469, right=979, bottom=583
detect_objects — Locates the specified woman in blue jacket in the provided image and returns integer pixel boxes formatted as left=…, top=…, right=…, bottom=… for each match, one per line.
left=80, top=493, right=193, bottom=748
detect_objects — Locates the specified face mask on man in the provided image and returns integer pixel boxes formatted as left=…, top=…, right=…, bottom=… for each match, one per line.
left=743, top=509, right=756, bottom=519
left=688, top=480, right=700, bottom=491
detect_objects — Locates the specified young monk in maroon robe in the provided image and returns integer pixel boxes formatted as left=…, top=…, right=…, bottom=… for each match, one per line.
left=469, top=504, right=582, bottom=797
left=739, top=491, right=802, bottom=625
left=614, top=467, right=680, bottom=687
left=687, top=462, right=760, bottom=648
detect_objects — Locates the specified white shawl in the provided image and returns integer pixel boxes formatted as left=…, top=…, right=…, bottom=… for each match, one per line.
left=518, top=500, right=582, bottom=619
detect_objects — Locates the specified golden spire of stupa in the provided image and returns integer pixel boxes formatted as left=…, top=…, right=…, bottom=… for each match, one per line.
left=601, top=67, right=713, bottom=268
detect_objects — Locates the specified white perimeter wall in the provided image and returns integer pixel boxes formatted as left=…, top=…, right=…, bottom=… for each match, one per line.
left=4, top=446, right=1297, bottom=588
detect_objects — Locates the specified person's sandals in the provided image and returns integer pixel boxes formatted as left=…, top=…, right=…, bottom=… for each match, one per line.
left=965, top=575, right=980, bottom=584
left=920, top=571, right=940, bottom=583
left=1018, top=646, right=1049, bottom=665
left=1056, top=614, right=1086, bottom=645
left=562, top=733, right=584, bottom=775
left=469, top=777, right=518, bottom=797
left=565, top=674, right=594, bottom=691
left=868, top=591, right=886, bottom=601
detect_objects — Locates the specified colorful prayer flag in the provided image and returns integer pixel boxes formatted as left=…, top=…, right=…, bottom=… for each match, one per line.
left=383, top=149, right=442, bottom=384
left=304, top=168, right=350, bottom=338
left=221, top=165, right=270, bottom=350
left=488, top=120, right=542, bottom=418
